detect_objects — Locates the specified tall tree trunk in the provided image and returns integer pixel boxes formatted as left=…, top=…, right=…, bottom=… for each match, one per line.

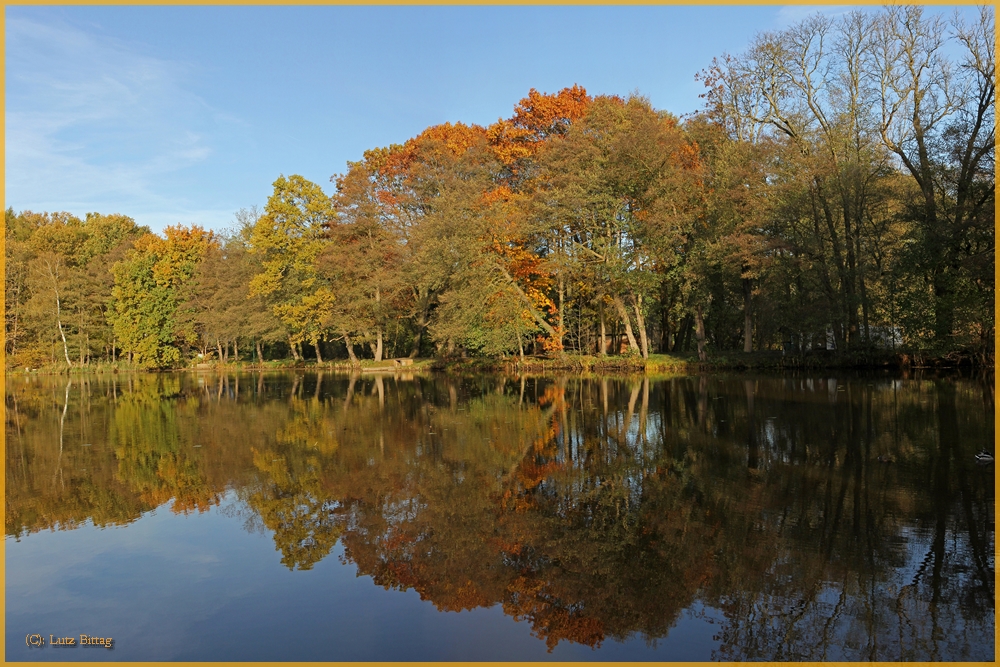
left=314, top=337, right=323, bottom=363
left=694, top=305, right=707, bottom=361
left=79, top=312, right=86, bottom=366
left=660, top=305, right=671, bottom=353
left=44, top=260, right=72, bottom=369
left=373, top=287, right=384, bottom=362
left=599, top=303, right=608, bottom=357
left=233, top=339, right=239, bottom=361
left=256, top=340, right=264, bottom=364
left=673, top=315, right=693, bottom=353
left=612, top=296, right=640, bottom=353
left=409, top=327, right=423, bottom=359
left=216, top=339, right=224, bottom=363
left=743, top=274, right=753, bottom=352
left=840, top=189, right=860, bottom=348
left=343, top=332, right=358, bottom=365
left=409, top=289, right=431, bottom=358
left=812, top=183, right=851, bottom=350
left=289, top=337, right=301, bottom=361
left=557, top=275, right=565, bottom=351
left=933, top=269, right=955, bottom=348
left=859, top=266, right=871, bottom=345
left=632, top=295, right=649, bottom=359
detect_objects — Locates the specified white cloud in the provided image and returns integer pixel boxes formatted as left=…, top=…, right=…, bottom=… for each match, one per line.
left=5, top=16, right=239, bottom=228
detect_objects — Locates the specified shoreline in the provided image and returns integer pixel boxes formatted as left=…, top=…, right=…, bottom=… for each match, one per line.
left=7, top=349, right=993, bottom=377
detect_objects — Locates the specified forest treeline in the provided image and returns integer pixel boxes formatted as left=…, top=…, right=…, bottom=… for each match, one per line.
left=5, top=6, right=994, bottom=370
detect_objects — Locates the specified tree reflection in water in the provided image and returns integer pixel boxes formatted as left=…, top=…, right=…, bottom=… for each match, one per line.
left=5, top=370, right=994, bottom=660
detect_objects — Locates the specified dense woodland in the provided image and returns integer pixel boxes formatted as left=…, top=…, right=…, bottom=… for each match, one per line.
left=5, top=7, right=994, bottom=370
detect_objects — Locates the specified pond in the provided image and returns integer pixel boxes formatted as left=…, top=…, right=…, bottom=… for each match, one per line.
left=5, top=370, right=995, bottom=661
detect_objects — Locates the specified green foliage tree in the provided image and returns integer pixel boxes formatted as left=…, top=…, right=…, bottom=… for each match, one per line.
left=249, top=175, right=336, bottom=361
left=108, top=225, right=214, bottom=368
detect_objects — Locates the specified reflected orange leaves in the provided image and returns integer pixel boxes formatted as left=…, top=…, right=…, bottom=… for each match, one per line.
left=503, top=580, right=606, bottom=650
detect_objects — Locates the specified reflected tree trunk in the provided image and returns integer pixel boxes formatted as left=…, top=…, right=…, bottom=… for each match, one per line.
left=639, top=378, right=649, bottom=446
left=930, top=380, right=957, bottom=606
left=53, top=378, right=70, bottom=489
left=374, top=375, right=385, bottom=409
left=601, top=378, right=609, bottom=421
left=697, top=376, right=708, bottom=428
left=623, top=381, right=640, bottom=442
left=745, top=380, right=758, bottom=470
left=344, top=372, right=358, bottom=411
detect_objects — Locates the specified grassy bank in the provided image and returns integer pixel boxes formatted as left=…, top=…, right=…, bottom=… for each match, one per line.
left=7, top=348, right=989, bottom=377
left=429, top=349, right=992, bottom=374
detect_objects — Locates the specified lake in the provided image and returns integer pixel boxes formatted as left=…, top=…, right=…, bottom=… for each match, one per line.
left=5, top=370, right=994, bottom=661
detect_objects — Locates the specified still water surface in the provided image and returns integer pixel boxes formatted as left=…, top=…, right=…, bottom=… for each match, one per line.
left=5, top=371, right=995, bottom=661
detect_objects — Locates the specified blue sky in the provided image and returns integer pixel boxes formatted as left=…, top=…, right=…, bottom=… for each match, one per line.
left=3, top=5, right=972, bottom=233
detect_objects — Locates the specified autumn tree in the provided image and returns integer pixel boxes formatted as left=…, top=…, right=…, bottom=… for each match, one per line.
left=248, top=175, right=336, bottom=362
left=700, top=5, right=994, bottom=355
left=108, top=225, right=214, bottom=368
left=326, top=159, right=408, bottom=362
left=5, top=209, right=147, bottom=368
left=868, top=5, right=995, bottom=350
left=178, top=233, right=254, bottom=362
left=533, top=94, right=702, bottom=358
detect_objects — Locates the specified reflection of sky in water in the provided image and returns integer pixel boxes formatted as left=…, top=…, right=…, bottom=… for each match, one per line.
left=7, top=491, right=723, bottom=661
